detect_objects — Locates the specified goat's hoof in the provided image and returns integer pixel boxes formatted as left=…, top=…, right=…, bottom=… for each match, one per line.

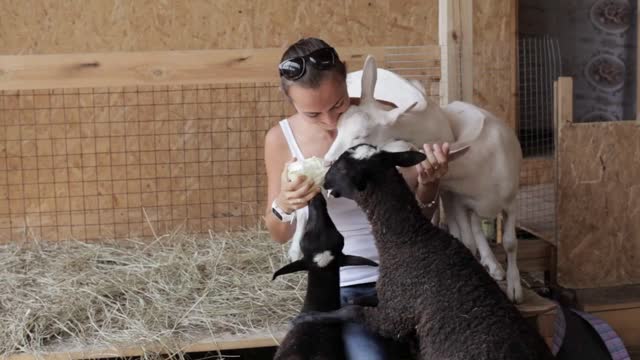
left=507, top=280, right=524, bottom=304
left=482, top=260, right=505, bottom=281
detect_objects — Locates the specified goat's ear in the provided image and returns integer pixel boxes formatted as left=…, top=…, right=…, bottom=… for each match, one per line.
left=360, top=55, right=377, bottom=105
left=384, top=101, right=418, bottom=124
left=387, top=150, right=425, bottom=167
left=448, top=143, right=471, bottom=162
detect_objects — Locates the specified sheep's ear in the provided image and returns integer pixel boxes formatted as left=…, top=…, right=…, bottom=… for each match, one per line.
left=272, top=260, right=307, bottom=280
left=360, top=55, right=377, bottom=105
left=384, top=101, right=418, bottom=124
left=340, top=255, right=379, bottom=268
left=387, top=150, right=425, bottom=167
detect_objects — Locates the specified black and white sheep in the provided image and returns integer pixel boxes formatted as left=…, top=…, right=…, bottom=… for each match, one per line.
left=296, top=144, right=553, bottom=360
left=272, top=192, right=378, bottom=360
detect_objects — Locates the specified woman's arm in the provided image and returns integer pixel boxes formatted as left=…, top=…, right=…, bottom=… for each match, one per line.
left=398, top=143, right=449, bottom=219
left=263, top=126, right=320, bottom=244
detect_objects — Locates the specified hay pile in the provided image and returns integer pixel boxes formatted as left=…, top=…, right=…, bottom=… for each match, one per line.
left=0, top=228, right=304, bottom=356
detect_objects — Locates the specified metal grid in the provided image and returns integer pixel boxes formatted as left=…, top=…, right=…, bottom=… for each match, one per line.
left=0, top=83, right=290, bottom=243
left=383, top=45, right=442, bottom=103
left=0, top=46, right=441, bottom=243
left=516, top=35, right=561, bottom=242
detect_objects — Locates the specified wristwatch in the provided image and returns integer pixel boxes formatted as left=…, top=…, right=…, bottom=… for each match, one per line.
left=271, top=199, right=296, bottom=223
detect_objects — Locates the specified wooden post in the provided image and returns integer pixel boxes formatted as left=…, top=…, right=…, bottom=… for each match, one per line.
left=439, top=0, right=473, bottom=106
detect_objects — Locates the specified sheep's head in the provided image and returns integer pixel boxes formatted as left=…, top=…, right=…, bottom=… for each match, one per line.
left=324, top=55, right=417, bottom=162
left=323, top=144, right=425, bottom=199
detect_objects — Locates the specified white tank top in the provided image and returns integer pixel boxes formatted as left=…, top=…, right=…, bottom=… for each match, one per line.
left=279, top=119, right=379, bottom=286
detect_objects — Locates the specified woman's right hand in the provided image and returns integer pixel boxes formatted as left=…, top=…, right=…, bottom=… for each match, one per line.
left=275, top=158, right=322, bottom=214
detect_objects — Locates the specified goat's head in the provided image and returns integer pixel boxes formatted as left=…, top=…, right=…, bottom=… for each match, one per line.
left=324, top=56, right=418, bottom=162
left=323, top=144, right=425, bottom=200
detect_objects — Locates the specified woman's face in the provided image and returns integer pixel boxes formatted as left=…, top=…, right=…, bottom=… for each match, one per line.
left=287, top=74, right=350, bottom=131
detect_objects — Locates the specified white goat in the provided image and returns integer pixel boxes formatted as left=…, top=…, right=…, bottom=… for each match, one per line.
left=322, top=55, right=524, bottom=303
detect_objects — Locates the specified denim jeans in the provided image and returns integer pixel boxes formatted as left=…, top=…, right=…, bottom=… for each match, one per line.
left=340, top=283, right=387, bottom=360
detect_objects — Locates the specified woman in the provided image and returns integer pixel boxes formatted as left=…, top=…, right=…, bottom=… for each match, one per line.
left=263, top=37, right=450, bottom=359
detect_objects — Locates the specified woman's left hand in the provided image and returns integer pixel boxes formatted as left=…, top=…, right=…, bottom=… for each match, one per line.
left=416, top=143, right=450, bottom=186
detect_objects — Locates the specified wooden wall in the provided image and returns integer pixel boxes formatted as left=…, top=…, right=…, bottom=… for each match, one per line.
left=0, top=47, right=442, bottom=243
left=0, top=0, right=522, bottom=242
left=0, top=0, right=438, bottom=55
left=556, top=78, right=640, bottom=289
left=472, top=0, right=518, bottom=129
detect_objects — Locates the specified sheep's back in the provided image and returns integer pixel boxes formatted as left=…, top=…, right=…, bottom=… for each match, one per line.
left=375, top=229, right=552, bottom=359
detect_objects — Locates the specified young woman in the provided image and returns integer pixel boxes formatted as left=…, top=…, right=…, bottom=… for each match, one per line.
left=263, top=37, right=450, bottom=359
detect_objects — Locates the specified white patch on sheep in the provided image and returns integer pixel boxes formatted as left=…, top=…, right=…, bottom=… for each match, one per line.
left=349, top=145, right=379, bottom=160
left=313, top=251, right=334, bottom=268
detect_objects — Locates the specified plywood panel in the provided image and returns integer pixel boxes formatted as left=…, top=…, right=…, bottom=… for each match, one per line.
left=472, top=0, right=517, bottom=129
left=0, top=0, right=439, bottom=55
left=556, top=80, right=640, bottom=288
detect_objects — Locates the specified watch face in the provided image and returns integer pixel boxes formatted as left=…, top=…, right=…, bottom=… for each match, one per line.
left=272, top=207, right=283, bottom=220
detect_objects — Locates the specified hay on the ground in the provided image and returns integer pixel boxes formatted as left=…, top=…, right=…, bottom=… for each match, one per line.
left=0, top=227, right=304, bottom=357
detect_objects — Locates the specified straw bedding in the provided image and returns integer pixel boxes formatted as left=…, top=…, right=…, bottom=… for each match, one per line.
left=0, top=228, right=304, bottom=357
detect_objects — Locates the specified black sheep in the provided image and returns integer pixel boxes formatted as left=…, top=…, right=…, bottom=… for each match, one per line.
left=296, top=144, right=554, bottom=360
left=272, top=192, right=378, bottom=360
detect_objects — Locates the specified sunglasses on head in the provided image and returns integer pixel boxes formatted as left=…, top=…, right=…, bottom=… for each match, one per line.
left=278, top=47, right=339, bottom=81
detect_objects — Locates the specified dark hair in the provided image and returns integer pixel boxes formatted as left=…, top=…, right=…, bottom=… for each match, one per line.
left=279, top=37, right=347, bottom=95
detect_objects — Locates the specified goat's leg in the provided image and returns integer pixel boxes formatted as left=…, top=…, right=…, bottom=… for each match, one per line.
left=502, top=205, right=523, bottom=303
left=441, top=192, right=461, bottom=242
left=447, top=195, right=477, bottom=255
left=470, top=212, right=505, bottom=281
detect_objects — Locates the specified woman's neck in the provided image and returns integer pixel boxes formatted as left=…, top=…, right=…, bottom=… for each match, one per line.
left=289, top=114, right=337, bottom=157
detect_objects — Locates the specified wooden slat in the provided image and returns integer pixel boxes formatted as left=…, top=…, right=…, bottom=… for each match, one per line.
left=576, top=284, right=640, bottom=313
left=5, top=330, right=287, bottom=360
left=460, top=0, right=473, bottom=103
left=436, top=0, right=472, bottom=104
left=0, top=47, right=388, bottom=90
left=438, top=0, right=462, bottom=105
left=492, top=238, right=552, bottom=273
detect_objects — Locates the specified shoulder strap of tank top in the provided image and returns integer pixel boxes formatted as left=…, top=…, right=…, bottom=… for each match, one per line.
left=278, top=119, right=305, bottom=160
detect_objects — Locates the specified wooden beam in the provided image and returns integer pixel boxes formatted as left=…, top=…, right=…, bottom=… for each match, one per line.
left=556, top=77, right=574, bottom=129
left=439, top=0, right=462, bottom=105
left=0, top=47, right=389, bottom=90
left=5, top=330, right=287, bottom=360
left=459, top=0, right=473, bottom=103
left=438, top=0, right=473, bottom=106
left=576, top=284, right=640, bottom=313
